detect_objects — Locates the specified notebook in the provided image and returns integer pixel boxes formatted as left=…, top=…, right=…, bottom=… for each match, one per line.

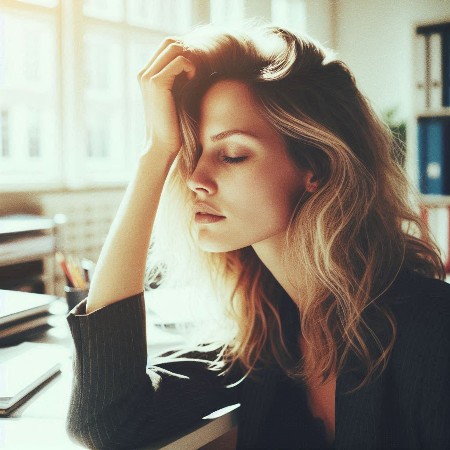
left=0, top=342, right=64, bottom=416
left=0, top=289, right=55, bottom=327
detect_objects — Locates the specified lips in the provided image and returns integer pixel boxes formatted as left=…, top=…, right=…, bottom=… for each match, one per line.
left=195, top=213, right=225, bottom=224
left=193, top=202, right=225, bottom=217
left=193, top=202, right=226, bottom=225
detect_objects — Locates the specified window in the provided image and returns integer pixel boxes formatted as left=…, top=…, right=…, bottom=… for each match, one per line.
left=0, top=0, right=277, bottom=191
left=0, top=4, right=60, bottom=187
left=271, top=0, right=306, bottom=33
left=0, top=0, right=196, bottom=191
left=127, top=0, right=192, bottom=34
left=210, top=0, right=245, bottom=26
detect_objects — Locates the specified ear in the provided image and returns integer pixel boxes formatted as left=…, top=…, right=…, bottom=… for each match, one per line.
left=305, top=170, right=319, bottom=193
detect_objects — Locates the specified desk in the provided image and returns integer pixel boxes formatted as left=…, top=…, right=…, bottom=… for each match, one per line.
left=0, top=299, right=239, bottom=450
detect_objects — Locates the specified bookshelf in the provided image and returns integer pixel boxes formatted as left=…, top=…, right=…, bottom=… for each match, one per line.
left=413, top=18, right=450, bottom=272
left=0, top=215, right=60, bottom=294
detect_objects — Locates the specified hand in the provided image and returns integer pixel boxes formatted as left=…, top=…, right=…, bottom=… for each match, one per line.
left=137, top=37, right=196, bottom=156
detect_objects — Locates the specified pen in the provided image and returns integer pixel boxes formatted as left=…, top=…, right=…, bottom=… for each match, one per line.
left=56, top=252, right=75, bottom=288
left=67, top=255, right=86, bottom=289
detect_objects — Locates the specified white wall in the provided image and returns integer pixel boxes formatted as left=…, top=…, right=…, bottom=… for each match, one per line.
left=304, top=0, right=336, bottom=48
left=304, top=0, right=449, bottom=183
left=334, top=0, right=449, bottom=119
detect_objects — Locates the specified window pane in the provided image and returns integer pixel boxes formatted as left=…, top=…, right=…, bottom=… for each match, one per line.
left=0, top=12, right=57, bottom=90
left=0, top=15, right=5, bottom=87
left=171, top=0, right=192, bottom=34
left=84, top=30, right=124, bottom=99
left=0, top=104, right=58, bottom=182
left=0, top=109, right=10, bottom=158
left=271, top=0, right=306, bottom=32
left=128, top=38, right=161, bottom=156
left=210, top=0, right=245, bottom=26
left=83, top=31, right=127, bottom=181
left=0, top=10, right=59, bottom=187
left=17, top=0, right=59, bottom=7
left=27, top=107, right=41, bottom=158
left=126, top=0, right=155, bottom=28
left=83, top=0, right=124, bottom=22
left=127, top=0, right=192, bottom=33
left=86, top=109, right=110, bottom=159
left=84, top=105, right=127, bottom=181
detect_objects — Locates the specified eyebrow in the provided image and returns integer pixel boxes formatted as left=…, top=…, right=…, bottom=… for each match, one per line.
left=210, top=129, right=260, bottom=142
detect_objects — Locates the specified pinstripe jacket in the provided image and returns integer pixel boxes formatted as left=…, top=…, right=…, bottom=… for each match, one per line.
left=66, top=270, right=450, bottom=449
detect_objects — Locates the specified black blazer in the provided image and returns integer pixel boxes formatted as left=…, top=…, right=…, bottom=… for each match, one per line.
left=66, top=270, right=450, bottom=449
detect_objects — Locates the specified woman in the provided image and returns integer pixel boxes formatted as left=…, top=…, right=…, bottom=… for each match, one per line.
left=66, top=21, right=450, bottom=449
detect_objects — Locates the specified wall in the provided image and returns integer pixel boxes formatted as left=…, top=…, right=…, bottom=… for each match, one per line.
left=0, top=189, right=124, bottom=296
left=334, top=0, right=449, bottom=118
left=306, top=0, right=449, bottom=183
left=305, top=0, right=336, bottom=48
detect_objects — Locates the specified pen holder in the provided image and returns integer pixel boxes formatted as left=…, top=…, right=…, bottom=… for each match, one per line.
left=64, top=286, right=89, bottom=311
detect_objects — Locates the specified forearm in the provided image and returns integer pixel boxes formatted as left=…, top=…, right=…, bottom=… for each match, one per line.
left=66, top=295, right=242, bottom=449
left=86, top=147, right=176, bottom=314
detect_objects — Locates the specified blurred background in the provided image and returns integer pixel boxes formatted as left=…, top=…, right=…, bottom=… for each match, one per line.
left=0, top=0, right=449, bottom=298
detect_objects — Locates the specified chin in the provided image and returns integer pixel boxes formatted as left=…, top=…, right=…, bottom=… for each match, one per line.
left=196, top=237, right=250, bottom=253
left=197, top=241, right=232, bottom=253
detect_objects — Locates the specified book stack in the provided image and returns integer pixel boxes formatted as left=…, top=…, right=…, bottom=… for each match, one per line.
left=0, top=342, right=65, bottom=416
left=418, top=118, right=450, bottom=195
left=0, top=214, right=57, bottom=294
left=416, top=24, right=450, bottom=195
left=0, top=289, right=57, bottom=346
left=415, top=21, right=450, bottom=278
left=420, top=204, right=450, bottom=275
left=415, top=28, right=450, bottom=112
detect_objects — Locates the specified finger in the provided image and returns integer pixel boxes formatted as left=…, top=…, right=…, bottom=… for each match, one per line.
left=150, top=55, right=196, bottom=88
left=140, top=42, right=190, bottom=81
left=137, top=37, right=180, bottom=79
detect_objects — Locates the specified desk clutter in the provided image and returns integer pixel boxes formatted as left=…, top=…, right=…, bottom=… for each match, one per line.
left=0, top=341, right=67, bottom=416
left=56, top=252, right=93, bottom=310
left=55, top=252, right=93, bottom=290
left=0, top=289, right=60, bottom=346
left=0, top=214, right=58, bottom=294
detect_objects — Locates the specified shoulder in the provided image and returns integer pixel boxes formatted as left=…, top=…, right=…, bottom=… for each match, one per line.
left=386, top=270, right=450, bottom=321
left=383, top=272, right=450, bottom=448
left=384, top=270, right=450, bottom=358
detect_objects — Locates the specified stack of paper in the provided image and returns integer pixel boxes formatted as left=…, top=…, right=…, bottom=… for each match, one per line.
left=0, top=342, right=66, bottom=416
left=0, top=290, right=57, bottom=344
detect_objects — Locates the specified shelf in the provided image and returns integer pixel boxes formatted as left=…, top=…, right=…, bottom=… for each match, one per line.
left=0, top=215, right=59, bottom=295
left=0, top=235, right=56, bottom=267
left=417, top=108, right=450, bottom=118
left=0, top=215, right=55, bottom=235
left=416, top=17, right=450, bottom=33
left=419, top=195, right=450, bottom=207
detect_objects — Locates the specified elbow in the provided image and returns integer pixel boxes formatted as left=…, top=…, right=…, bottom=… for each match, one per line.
left=66, top=410, right=151, bottom=450
left=66, top=412, right=121, bottom=450
left=66, top=413, right=101, bottom=449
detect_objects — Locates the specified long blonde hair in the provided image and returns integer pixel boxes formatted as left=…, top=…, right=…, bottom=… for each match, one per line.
left=146, top=20, right=445, bottom=393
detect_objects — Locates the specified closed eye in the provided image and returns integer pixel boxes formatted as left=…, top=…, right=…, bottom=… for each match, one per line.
left=222, top=156, right=247, bottom=164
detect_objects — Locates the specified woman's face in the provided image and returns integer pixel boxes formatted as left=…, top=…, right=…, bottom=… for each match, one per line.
left=187, top=79, right=315, bottom=253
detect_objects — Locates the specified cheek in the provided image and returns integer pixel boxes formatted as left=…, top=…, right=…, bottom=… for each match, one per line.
left=243, top=179, right=300, bottom=225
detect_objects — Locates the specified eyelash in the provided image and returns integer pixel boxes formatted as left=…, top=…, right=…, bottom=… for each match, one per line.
left=222, top=156, right=247, bottom=164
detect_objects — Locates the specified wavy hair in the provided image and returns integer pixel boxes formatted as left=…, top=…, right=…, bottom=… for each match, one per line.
left=146, top=19, right=445, bottom=393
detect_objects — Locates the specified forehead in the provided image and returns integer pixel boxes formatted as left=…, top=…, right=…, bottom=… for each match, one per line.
left=198, top=79, right=276, bottom=144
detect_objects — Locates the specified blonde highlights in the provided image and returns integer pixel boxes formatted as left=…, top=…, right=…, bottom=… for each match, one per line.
left=146, top=20, right=445, bottom=392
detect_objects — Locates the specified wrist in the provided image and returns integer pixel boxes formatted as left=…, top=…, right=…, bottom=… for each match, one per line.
left=140, top=140, right=180, bottom=160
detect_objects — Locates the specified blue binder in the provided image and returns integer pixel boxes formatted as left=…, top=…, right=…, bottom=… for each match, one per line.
left=417, top=118, right=450, bottom=194
left=418, top=119, right=428, bottom=193
left=443, top=30, right=450, bottom=107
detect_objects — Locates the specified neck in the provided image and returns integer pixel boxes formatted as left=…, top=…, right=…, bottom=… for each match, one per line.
left=252, top=232, right=301, bottom=307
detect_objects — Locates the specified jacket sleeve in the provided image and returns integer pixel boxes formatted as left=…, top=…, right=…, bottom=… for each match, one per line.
left=416, top=291, right=450, bottom=450
left=65, top=292, right=242, bottom=450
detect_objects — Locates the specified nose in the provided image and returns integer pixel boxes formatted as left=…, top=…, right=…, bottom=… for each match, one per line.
left=186, top=157, right=217, bottom=195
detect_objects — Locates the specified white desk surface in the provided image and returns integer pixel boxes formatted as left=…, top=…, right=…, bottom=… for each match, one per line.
left=0, top=298, right=239, bottom=450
